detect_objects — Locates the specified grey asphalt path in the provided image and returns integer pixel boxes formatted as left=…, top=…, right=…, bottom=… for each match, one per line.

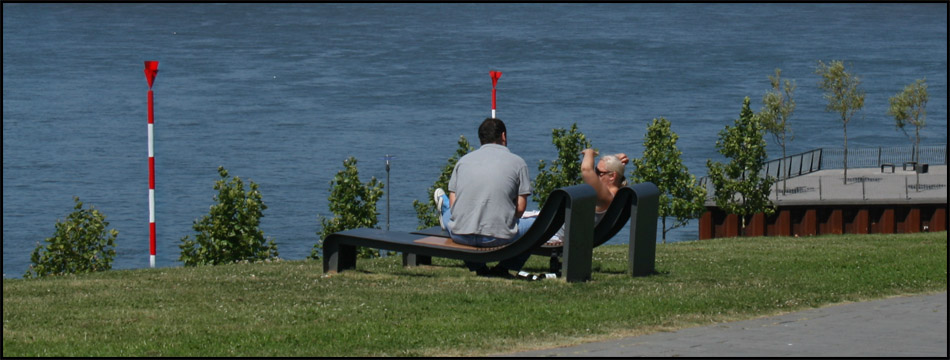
left=503, top=292, right=947, bottom=357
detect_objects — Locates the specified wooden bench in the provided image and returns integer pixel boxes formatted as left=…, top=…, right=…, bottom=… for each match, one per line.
left=412, top=182, right=660, bottom=277
left=322, top=184, right=598, bottom=282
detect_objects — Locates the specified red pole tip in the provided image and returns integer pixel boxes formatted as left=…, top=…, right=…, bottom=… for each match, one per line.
left=144, top=61, right=159, bottom=88
left=490, top=70, right=502, bottom=87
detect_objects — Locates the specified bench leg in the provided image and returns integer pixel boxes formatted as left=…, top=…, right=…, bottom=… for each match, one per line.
left=549, top=250, right=562, bottom=274
left=323, top=240, right=357, bottom=273
left=563, top=201, right=595, bottom=283
left=629, top=183, right=660, bottom=277
left=402, top=253, right=432, bottom=267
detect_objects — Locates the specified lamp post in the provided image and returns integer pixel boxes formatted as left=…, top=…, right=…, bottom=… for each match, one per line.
left=381, top=154, right=396, bottom=231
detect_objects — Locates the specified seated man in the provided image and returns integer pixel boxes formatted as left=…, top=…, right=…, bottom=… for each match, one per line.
left=434, top=117, right=533, bottom=278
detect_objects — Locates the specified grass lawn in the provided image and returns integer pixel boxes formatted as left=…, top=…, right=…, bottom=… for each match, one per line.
left=3, top=232, right=946, bottom=356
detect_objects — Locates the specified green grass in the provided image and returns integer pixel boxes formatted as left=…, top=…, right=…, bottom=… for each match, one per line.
left=3, top=232, right=946, bottom=357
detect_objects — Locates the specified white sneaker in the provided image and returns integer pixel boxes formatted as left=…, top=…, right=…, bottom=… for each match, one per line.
left=433, top=188, right=447, bottom=231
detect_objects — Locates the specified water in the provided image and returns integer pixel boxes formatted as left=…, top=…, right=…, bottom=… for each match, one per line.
left=3, top=3, right=947, bottom=278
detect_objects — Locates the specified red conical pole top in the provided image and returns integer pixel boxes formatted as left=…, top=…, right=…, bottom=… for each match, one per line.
left=144, top=61, right=159, bottom=89
left=490, top=70, right=502, bottom=113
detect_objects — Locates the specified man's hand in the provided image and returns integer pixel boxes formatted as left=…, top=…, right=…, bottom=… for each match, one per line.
left=616, top=152, right=629, bottom=165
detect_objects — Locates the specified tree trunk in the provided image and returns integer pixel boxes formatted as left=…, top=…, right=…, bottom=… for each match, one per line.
left=915, top=127, right=921, bottom=190
left=781, top=137, right=787, bottom=195
left=661, top=217, right=667, bottom=244
left=843, top=124, right=848, bottom=185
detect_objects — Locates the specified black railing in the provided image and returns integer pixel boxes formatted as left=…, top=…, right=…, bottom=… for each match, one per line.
left=698, top=145, right=946, bottom=192
left=821, top=145, right=947, bottom=169
left=762, top=148, right=823, bottom=181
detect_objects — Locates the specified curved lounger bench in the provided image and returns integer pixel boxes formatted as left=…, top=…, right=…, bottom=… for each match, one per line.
left=412, top=182, right=660, bottom=277
left=536, top=182, right=659, bottom=276
left=322, top=184, right=598, bottom=282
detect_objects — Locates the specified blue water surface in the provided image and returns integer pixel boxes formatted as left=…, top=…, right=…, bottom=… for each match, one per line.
left=3, top=3, right=947, bottom=277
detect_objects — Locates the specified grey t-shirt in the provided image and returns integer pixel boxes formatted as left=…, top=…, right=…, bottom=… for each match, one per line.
left=447, top=143, right=532, bottom=239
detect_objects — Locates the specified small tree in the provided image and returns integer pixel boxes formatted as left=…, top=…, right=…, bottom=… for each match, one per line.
left=888, top=78, right=928, bottom=191
left=413, top=135, right=475, bottom=230
left=533, top=123, right=593, bottom=208
left=887, top=78, right=928, bottom=163
left=179, top=166, right=278, bottom=266
left=758, top=68, right=796, bottom=194
left=311, top=157, right=384, bottom=259
left=706, top=97, right=775, bottom=233
left=630, top=117, right=707, bottom=243
left=25, top=197, right=118, bottom=278
left=816, top=60, right=865, bottom=184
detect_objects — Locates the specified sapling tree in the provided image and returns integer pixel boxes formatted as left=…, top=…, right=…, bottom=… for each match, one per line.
left=888, top=78, right=928, bottom=190
left=25, top=197, right=118, bottom=278
left=179, top=166, right=278, bottom=266
left=413, top=135, right=475, bottom=230
left=816, top=60, right=865, bottom=184
left=312, top=157, right=384, bottom=259
left=533, top=123, right=592, bottom=208
left=630, top=117, right=706, bottom=243
left=887, top=78, right=928, bottom=163
left=706, top=97, right=775, bottom=233
left=758, top=68, right=796, bottom=194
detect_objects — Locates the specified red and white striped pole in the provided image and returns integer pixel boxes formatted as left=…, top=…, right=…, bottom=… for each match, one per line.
left=490, top=70, right=502, bottom=118
left=144, top=61, right=159, bottom=268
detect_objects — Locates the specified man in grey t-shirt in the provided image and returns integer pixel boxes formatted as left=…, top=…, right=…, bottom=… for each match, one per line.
left=439, top=118, right=535, bottom=277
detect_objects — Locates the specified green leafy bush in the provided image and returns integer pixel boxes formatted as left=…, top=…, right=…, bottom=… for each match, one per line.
left=630, top=117, right=707, bottom=243
left=706, top=97, right=775, bottom=232
left=412, top=135, right=475, bottom=230
left=179, top=166, right=278, bottom=266
left=312, top=157, right=384, bottom=259
left=532, top=123, right=592, bottom=207
left=25, top=197, right=118, bottom=278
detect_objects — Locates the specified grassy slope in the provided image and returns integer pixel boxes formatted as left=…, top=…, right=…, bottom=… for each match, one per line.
left=3, top=232, right=946, bottom=357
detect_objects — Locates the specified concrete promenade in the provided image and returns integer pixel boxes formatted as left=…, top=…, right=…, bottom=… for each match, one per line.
left=503, top=292, right=947, bottom=357
left=699, top=164, right=947, bottom=238
left=721, top=164, right=947, bottom=206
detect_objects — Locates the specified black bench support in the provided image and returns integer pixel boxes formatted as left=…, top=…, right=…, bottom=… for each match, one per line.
left=627, top=182, right=660, bottom=277
left=561, top=184, right=596, bottom=282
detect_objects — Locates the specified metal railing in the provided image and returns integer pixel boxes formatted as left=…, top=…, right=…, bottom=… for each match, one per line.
left=820, top=145, right=947, bottom=169
left=698, top=145, right=946, bottom=196
left=762, top=148, right=823, bottom=181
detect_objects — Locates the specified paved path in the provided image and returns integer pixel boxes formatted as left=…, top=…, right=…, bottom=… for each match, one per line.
left=707, top=164, right=947, bottom=206
left=503, top=292, right=947, bottom=357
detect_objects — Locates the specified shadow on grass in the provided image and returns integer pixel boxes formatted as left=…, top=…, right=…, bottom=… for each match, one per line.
left=349, top=261, right=477, bottom=278
left=592, top=267, right=671, bottom=276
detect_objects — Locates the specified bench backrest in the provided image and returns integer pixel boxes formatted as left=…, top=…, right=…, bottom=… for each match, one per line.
left=490, top=183, right=596, bottom=258
left=593, top=186, right=635, bottom=247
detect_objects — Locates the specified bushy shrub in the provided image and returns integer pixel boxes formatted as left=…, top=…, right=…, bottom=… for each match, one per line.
left=532, top=123, right=592, bottom=207
left=630, top=117, right=707, bottom=243
left=412, top=135, right=475, bottom=230
left=179, top=166, right=278, bottom=266
left=312, top=157, right=384, bottom=259
left=25, top=197, right=117, bottom=278
left=706, top=97, right=775, bottom=232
